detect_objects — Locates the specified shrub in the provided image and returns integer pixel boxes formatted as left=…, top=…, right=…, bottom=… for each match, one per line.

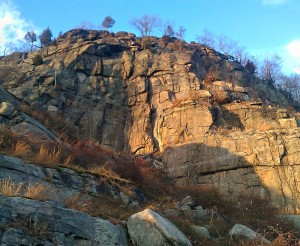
left=0, top=126, right=16, bottom=151
left=112, top=158, right=172, bottom=199
left=32, top=54, right=43, bottom=65
left=65, top=194, right=138, bottom=224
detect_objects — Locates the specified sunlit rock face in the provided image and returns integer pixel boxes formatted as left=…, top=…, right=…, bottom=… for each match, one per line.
left=0, top=29, right=299, bottom=212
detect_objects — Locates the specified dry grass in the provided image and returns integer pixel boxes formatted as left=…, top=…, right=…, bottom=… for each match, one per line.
left=0, top=177, right=23, bottom=196
left=35, top=145, right=61, bottom=166
left=65, top=194, right=138, bottom=224
left=11, top=141, right=32, bottom=158
left=63, top=155, right=73, bottom=166
left=89, top=163, right=131, bottom=184
left=24, top=183, right=46, bottom=200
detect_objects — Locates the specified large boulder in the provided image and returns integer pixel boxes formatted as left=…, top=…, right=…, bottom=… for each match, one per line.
left=127, top=208, right=192, bottom=246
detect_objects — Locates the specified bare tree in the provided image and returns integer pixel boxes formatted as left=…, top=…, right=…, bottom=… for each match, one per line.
left=258, top=53, right=282, bottom=82
left=197, top=29, right=215, bottom=48
left=24, top=31, right=37, bottom=52
left=279, top=74, right=300, bottom=101
left=101, top=16, right=115, bottom=30
left=175, top=26, right=186, bottom=41
left=2, top=42, right=16, bottom=56
left=129, top=15, right=161, bottom=36
left=161, top=21, right=175, bottom=37
left=216, top=34, right=238, bottom=57
left=75, top=21, right=94, bottom=30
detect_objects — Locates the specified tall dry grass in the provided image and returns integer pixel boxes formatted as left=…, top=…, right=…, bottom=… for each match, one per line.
left=35, top=145, right=61, bottom=166
left=12, top=141, right=32, bottom=158
left=24, top=183, right=46, bottom=200
left=0, top=177, right=23, bottom=196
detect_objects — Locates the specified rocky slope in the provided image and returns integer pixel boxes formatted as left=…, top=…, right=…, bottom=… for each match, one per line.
left=0, top=29, right=300, bottom=212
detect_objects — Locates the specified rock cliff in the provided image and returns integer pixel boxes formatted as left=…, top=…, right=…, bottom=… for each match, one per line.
left=0, top=29, right=299, bottom=212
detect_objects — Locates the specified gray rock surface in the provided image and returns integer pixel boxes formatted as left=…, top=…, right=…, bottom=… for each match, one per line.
left=191, top=225, right=211, bottom=239
left=229, top=224, right=270, bottom=244
left=0, top=195, right=129, bottom=246
left=0, top=154, right=144, bottom=206
left=127, top=208, right=192, bottom=246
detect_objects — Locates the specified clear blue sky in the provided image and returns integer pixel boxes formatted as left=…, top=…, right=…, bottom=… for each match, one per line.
left=1, top=0, right=300, bottom=73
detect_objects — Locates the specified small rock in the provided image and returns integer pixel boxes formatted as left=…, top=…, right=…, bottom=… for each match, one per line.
left=193, top=206, right=209, bottom=220
left=229, top=224, right=270, bottom=244
left=164, top=208, right=179, bottom=217
left=191, top=225, right=211, bottom=239
left=0, top=101, right=15, bottom=117
left=180, top=205, right=193, bottom=217
left=178, top=196, right=195, bottom=208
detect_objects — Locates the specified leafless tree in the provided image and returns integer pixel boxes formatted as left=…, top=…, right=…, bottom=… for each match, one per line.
left=216, top=35, right=239, bottom=57
left=161, top=21, right=175, bottom=37
left=175, top=26, right=186, bottom=41
left=258, top=53, right=282, bottom=82
left=129, top=15, right=161, bottom=36
left=1, top=42, right=16, bottom=56
left=197, top=29, right=215, bottom=48
left=75, top=21, right=94, bottom=30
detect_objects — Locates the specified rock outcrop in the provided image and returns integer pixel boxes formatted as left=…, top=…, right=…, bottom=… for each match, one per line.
left=0, top=29, right=300, bottom=211
left=0, top=195, right=129, bottom=245
left=0, top=154, right=144, bottom=207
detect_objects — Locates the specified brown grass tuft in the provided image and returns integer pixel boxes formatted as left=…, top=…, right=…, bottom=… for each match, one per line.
left=35, top=145, right=61, bottom=166
left=24, top=183, right=46, bottom=200
left=0, top=177, right=23, bottom=196
left=89, top=163, right=131, bottom=185
left=12, top=141, right=32, bottom=158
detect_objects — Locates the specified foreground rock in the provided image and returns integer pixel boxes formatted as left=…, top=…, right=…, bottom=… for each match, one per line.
left=0, top=154, right=144, bottom=207
left=229, top=224, right=270, bottom=244
left=0, top=195, right=129, bottom=245
left=127, top=208, right=192, bottom=246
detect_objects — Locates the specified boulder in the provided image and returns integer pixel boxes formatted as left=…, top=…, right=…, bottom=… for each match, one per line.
left=229, top=224, right=270, bottom=244
left=0, top=101, right=15, bottom=117
left=191, top=225, right=211, bottom=239
left=127, top=208, right=192, bottom=246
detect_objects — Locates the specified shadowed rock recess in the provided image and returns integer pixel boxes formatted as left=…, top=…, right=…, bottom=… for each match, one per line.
left=1, top=29, right=300, bottom=212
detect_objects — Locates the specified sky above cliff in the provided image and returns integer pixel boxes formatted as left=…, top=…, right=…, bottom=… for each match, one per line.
left=1, top=0, right=300, bottom=74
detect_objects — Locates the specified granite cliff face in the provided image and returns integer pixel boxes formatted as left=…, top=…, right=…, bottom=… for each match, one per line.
left=0, top=29, right=299, bottom=212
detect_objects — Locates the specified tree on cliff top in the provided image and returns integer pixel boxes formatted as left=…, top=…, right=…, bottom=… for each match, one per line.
left=101, top=16, right=115, bottom=30
left=24, top=31, right=37, bottom=52
left=39, top=27, right=53, bottom=47
left=129, top=15, right=160, bottom=36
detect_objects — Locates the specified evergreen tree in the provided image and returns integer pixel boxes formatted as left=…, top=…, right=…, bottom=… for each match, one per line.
left=39, top=27, right=53, bottom=47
